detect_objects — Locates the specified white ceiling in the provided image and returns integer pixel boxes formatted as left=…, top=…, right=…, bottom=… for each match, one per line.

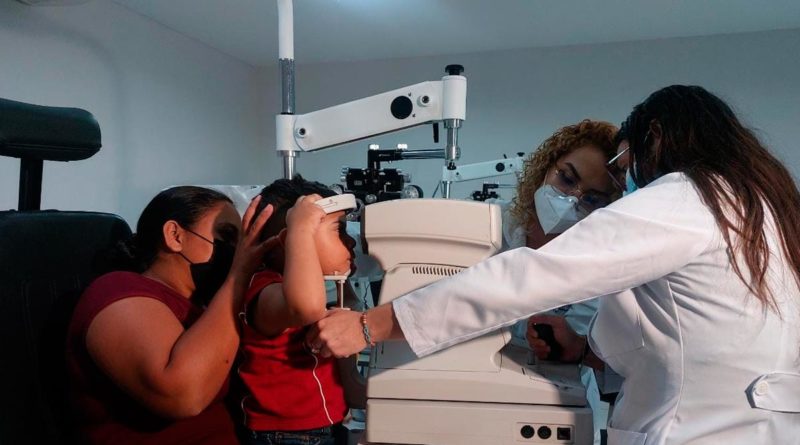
left=111, top=0, right=800, bottom=67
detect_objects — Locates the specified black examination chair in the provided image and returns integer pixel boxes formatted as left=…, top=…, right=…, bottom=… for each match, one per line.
left=0, top=98, right=132, bottom=444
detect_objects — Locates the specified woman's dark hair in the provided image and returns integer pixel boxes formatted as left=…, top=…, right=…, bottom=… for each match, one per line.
left=613, top=120, right=629, bottom=148
left=625, top=85, right=800, bottom=311
left=255, top=175, right=335, bottom=240
left=114, top=186, right=232, bottom=272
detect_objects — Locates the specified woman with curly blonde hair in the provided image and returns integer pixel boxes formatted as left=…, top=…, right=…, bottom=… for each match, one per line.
left=504, top=119, right=620, bottom=250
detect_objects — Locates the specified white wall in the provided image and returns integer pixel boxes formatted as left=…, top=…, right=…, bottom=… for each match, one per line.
left=3, top=5, right=797, bottom=224
left=270, top=28, right=800, bottom=201
left=0, top=0, right=271, bottom=224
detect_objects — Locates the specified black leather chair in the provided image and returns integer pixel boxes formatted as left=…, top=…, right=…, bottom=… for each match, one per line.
left=0, top=98, right=132, bottom=444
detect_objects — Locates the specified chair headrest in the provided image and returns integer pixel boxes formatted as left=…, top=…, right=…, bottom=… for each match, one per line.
left=0, top=97, right=101, bottom=161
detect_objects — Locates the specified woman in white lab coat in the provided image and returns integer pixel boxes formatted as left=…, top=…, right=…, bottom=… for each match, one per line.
left=307, top=85, right=800, bottom=445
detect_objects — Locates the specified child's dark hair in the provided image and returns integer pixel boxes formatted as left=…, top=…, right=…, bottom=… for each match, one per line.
left=256, top=175, right=335, bottom=240
left=112, top=186, right=232, bottom=272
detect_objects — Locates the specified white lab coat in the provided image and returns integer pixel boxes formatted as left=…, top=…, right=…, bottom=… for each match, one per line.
left=486, top=198, right=602, bottom=332
left=393, top=173, right=800, bottom=445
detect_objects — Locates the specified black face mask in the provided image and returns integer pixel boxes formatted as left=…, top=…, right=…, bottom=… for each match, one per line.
left=180, top=228, right=236, bottom=306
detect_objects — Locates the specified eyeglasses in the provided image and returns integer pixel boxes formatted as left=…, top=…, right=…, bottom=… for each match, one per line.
left=606, top=146, right=629, bottom=192
left=550, top=167, right=612, bottom=212
left=609, top=129, right=655, bottom=192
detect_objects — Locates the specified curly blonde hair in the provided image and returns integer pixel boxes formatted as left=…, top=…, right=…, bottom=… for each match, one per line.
left=511, top=119, right=619, bottom=231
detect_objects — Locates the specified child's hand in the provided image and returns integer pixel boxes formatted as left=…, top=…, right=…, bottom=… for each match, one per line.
left=286, top=194, right=327, bottom=234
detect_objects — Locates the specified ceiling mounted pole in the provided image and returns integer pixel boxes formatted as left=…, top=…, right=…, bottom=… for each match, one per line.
left=277, top=0, right=296, bottom=179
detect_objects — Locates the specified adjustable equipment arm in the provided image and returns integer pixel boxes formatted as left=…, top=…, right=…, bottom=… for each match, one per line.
left=275, top=0, right=466, bottom=197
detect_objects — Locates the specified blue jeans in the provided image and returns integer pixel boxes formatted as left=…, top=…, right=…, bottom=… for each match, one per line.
left=245, top=426, right=340, bottom=445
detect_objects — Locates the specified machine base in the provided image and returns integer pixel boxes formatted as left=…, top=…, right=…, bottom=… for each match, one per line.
left=365, top=398, right=593, bottom=445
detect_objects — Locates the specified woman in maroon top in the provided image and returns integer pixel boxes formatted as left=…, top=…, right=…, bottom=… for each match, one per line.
left=66, top=186, right=275, bottom=445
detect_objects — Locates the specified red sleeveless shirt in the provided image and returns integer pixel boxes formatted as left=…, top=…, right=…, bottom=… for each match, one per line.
left=66, top=271, right=237, bottom=445
left=238, top=270, right=347, bottom=431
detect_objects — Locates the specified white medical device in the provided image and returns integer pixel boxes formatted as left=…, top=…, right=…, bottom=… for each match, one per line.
left=361, top=199, right=593, bottom=445
left=440, top=153, right=525, bottom=200
left=315, top=193, right=357, bottom=215
left=275, top=3, right=590, bottom=443
left=441, top=153, right=525, bottom=184
left=316, top=194, right=357, bottom=308
left=276, top=0, right=466, bottom=198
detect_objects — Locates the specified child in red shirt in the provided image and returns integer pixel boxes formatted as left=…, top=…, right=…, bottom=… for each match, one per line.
left=238, top=183, right=357, bottom=445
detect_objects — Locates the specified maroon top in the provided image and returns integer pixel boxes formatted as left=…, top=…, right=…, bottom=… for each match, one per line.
left=238, top=270, right=347, bottom=431
left=66, top=271, right=237, bottom=445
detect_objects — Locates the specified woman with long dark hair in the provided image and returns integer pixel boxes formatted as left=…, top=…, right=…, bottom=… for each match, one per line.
left=308, top=85, right=800, bottom=444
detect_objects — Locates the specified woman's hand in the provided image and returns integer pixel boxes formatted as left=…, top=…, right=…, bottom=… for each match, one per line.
left=306, top=308, right=366, bottom=358
left=230, top=196, right=276, bottom=281
left=260, top=233, right=286, bottom=272
left=526, top=314, right=585, bottom=363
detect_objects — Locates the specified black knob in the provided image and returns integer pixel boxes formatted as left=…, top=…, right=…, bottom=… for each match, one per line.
left=390, top=96, right=413, bottom=120
left=520, top=425, right=535, bottom=439
left=533, top=324, right=564, bottom=361
left=517, top=152, right=525, bottom=157
left=538, top=426, right=552, bottom=439
left=495, top=162, right=506, bottom=172
left=445, top=64, right=464, bottom=76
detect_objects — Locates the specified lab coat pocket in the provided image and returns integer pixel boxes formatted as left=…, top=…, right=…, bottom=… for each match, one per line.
left=746, top=372, right=800, bottom=413
left=606, top=427, right=647, bottom=445
left=589, top=290, right=644, bottom=360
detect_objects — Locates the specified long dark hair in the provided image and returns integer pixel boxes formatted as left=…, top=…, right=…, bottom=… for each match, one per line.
left=625, top=85, right=800, bottom=311
left=114, top=186, right=232, bottom=272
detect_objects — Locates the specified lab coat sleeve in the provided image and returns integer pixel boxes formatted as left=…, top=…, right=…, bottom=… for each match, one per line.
left=392, top=174, right=717, bottom=357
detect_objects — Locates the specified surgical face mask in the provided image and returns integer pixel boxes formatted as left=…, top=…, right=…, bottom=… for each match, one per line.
left=625, top=160, right=664, bottom=196
left=180, top=229, right=236, bottom=306
left=624, top=130, right=656, bottom=196
left=534, top=184, right=587, bottom=235
left=624, top=169, right=638, bottom=196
